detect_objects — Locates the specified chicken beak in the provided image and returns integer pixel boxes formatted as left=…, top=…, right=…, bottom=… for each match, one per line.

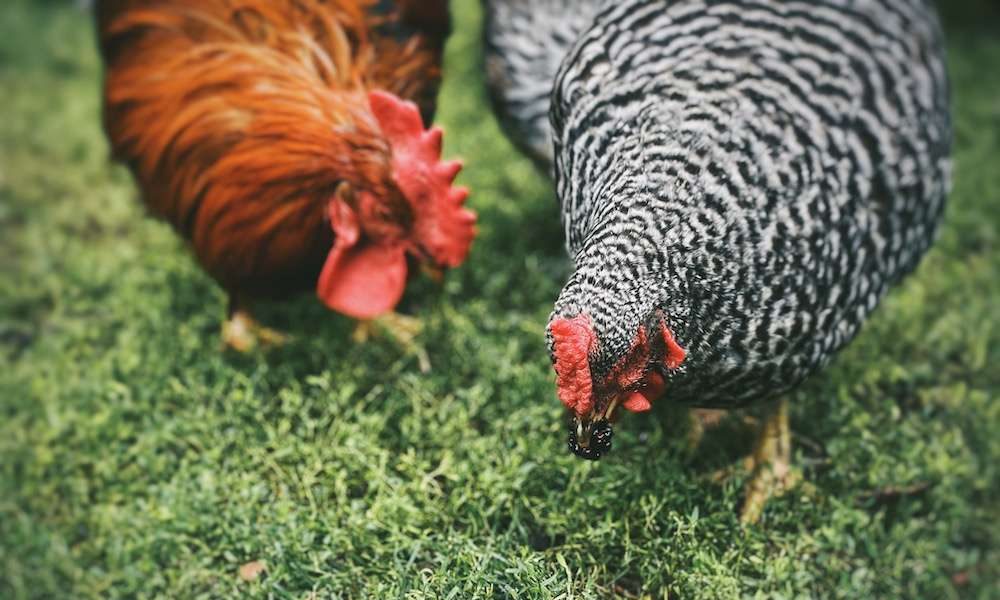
left=603, top=397, right=620, bottom=422
left=568, top=399, right=618, bottom=461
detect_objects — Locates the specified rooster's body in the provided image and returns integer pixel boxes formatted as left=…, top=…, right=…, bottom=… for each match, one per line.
left=488, top=0, right=951, bottom=520
left=98, top=0, right=474, bottom=348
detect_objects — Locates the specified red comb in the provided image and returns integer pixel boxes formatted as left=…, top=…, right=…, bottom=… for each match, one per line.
left=550, top=315, right=597, bottom=417
left=369, top=91, right=476, bottom=268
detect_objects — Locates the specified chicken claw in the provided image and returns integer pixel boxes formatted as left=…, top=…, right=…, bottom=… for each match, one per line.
left=686, top=408, right=728, bottom=450
left=353, top=312, right=430, bottom=372
left=222, top=308, right=288, bottom=352
left=739, top=398, right=800, bottom=524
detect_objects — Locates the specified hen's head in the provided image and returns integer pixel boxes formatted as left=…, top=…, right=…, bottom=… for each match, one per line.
left=317, top=91, right=476, bottom=319
left=546, top=308, right=686, bottom=461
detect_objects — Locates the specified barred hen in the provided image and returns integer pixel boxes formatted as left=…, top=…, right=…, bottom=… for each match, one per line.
left=97, top=0, right=475, bottom=350
left=490, top=0, right=951, bottom=521
left=482, top=0, right=601, bottom=170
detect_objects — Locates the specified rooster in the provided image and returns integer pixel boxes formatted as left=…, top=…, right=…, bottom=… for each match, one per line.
left=97, top=0, right=475, bottom=350
left=488, top=0, right=951, bottom=522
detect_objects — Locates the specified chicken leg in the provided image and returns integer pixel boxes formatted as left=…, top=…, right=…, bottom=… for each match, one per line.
left=221, top=296, right=288, bottom=352
left=739, top=398, right=799, bottom=524
left=353, top=312, right=430, bottom=372
left=686, top=408, right=728, bottom=450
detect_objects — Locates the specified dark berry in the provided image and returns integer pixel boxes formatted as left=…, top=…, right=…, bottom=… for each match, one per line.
left=567, top=420, right=613, bottom=461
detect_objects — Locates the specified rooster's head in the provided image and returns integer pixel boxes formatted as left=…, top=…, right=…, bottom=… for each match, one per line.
left=317, top=91, right=476, bottom=319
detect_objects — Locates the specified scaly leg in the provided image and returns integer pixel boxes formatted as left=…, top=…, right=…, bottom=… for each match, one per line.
left=221, top=296, right=288, bottom=352
left=687, top=408, right=728, bottom=450
left=739, top=398, right=800, bottom=524
left=353, top=312, right=430, bottom=372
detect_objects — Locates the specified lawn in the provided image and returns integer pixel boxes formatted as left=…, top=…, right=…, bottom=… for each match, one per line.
left=1, top=0, right=998, bottom=598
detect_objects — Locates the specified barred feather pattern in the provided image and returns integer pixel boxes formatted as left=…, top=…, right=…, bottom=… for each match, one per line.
left=547, top=0, right=951, bottom=408
left=482, top=0, right=603, bottom=169
left=97, top=0, right=449, bottom=297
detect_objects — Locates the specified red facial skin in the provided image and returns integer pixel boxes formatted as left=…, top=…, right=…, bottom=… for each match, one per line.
left=551, top=313, right=687, bottom=425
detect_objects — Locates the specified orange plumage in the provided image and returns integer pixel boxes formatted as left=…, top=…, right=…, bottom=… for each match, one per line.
left=96, top=0, right=473, bottom=347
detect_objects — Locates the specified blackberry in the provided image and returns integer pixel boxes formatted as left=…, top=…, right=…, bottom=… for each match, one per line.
left=568, top=420, right=613, bottom=461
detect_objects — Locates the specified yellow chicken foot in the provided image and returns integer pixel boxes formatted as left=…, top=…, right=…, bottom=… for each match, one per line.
left=353, top=312, right=430, bottom=372
left=221, top=299, right=288, bottom=352
left=686, top=408, right=728, bottom=450
left=739, top=398, right=800, bottom=524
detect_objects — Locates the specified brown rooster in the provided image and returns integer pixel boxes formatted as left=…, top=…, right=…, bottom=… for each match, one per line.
left=96, top=0, right=475, bottom=350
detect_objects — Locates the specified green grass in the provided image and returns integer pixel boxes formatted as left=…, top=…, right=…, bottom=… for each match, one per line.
left=1, top=0, right=998, bottom=597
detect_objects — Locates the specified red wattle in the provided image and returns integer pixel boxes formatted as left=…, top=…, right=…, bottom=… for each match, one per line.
left=316, top=199, right=408, bottom=319
left=622, top=371, right=665, bottom=413
left=622, top=393, right=652, bottom=413
left=659, top=320, right=687, bottom=369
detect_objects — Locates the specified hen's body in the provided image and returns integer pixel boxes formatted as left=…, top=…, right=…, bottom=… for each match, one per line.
left=548, top=0, right=951, bottom=410
left=97, top=1, right=464, bottom=331
left=482, top=0, right=602, bottom=169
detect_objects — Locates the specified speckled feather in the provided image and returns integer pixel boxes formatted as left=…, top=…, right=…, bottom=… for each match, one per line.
left=482, top=0, right=603, bottom=170
left=551, top=0, right=951, bottom=408
left=494, top=0, right=952, bottom=409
